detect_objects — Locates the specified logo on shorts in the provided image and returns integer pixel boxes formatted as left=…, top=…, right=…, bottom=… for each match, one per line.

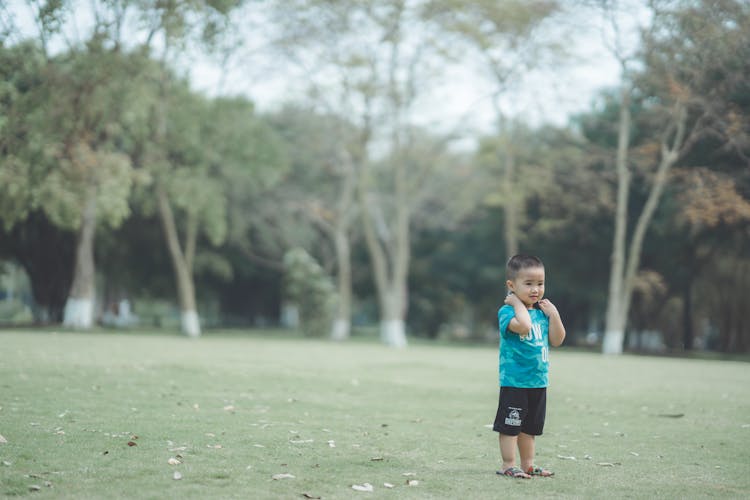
left=505, top=408, right=522, bottom=426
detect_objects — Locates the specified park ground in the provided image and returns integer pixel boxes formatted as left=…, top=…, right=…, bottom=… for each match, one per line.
left=1, top=329, right=749, bottom=499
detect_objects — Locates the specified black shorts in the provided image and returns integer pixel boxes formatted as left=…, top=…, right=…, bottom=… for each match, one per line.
left=492, top=387, right=547, bottom=436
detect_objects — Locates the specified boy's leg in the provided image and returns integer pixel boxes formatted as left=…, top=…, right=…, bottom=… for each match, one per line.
left=519, top=388, right=554, bottom=476
left=499, top=433, right=531, bottom=478
left=494, top=387, right=531, bottom=477
left=518, top=432, right=535, bottom=471
left=499, top=433, right=518, bottom=470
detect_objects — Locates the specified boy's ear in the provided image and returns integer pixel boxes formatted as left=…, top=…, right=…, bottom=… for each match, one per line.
left=505, top=280, right=514, bottom=292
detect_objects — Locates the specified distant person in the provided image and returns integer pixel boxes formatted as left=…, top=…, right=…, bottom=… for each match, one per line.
left=493, top=254, right=566, bottom=478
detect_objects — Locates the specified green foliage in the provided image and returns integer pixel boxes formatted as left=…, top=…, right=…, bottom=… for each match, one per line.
left=0, top=298, right=33, bottom=323
left=283, top=248, right=335, bottom=336
left=0, top=42, right=151, bottom=231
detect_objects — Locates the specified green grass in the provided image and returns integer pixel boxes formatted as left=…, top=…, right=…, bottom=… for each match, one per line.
left=1, top=330, right=749, bottom=499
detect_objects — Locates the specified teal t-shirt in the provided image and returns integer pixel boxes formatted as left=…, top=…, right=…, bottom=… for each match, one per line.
left=498, top=305, right=550, bottom=388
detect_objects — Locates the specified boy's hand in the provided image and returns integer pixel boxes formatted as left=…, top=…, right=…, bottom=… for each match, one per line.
left=504, top=292, right=524, bottom=307
left=537, top=298, right=559, bottom=318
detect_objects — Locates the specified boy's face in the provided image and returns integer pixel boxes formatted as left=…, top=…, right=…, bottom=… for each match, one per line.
left=506, top=266, right=545, bottom=308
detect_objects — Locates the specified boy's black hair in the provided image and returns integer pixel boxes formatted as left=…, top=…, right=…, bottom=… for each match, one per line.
left=506, top=254, right=544, bottom=280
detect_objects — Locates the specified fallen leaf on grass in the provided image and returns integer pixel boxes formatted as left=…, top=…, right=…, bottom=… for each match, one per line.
left=656, top=413, right=684, bottom=418
left=301, top=493, right=321, bottom=499
left=272, top=473, right=295, bottom=480
left=556, top=455, right=576, bottom=460
left=596, top=462, right=621, bottom=467
left=2, top=460, right=11, bottom=466
left=629, top=452, right=639, bottom=457
left=168, top=457, right=181, bottom=465
left=352, top=483, right=374, bottom=492
left=0, top=434, right=7, bottom=444
left=406, top=479, right=419, bottom=486
left=127, top=441, right=137, bottom=447
left=370, top=457, right=384, bottom=462
left=328, top=440, right=336, bottom=448
left=384, top=483, right=394, bottom=488
left=290, top=439, right=314, bottom=444
left=29, top=485, right=41, bottom=492
left=173, top=471, right=182, bottom=480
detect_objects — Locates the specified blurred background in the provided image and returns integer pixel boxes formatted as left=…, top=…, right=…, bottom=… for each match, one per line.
left=1, top=0, right=748, bottom=355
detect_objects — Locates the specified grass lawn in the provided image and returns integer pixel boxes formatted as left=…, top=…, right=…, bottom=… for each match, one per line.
left=1, top=329, right=749, bottom=499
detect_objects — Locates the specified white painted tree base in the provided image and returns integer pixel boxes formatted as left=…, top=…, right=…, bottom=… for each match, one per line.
left=181, top=310, right=201, bottom=337
left=381, top=319, right=407, bottom=348
left=63, top=298, right=94, bottom=329
left=331, top=318, right=351, bottom=341
left=602, top=329, right=624, bottom=354
left=280, top=303, right=300, bottom=329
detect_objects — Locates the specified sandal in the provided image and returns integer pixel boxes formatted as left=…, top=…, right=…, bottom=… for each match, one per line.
left=527, top=466, right=554, bottom=477
left=497, top=466, right=531, bottom=479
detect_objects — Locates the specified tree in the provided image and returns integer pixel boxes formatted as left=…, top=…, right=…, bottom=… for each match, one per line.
left=600, top=0, right=750, bottom=353
left=0, top=38, right=143, bottom=328
left=0, top=212, right=75, bottom=322
left=268, top=0, right=428, bottom=346
left=673, top=169, right=750, bottom=350
left=425, top=0, right=563, bottom=261
left=264, top=105, right=360, bottom=339
left=123, top=0, right=252, bottom=336
left=140, top=85, right=284, bottom=336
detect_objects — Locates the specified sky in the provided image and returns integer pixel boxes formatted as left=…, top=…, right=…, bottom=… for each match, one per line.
left=4, top=1, right=648, bottom=142
left=180, top=1, right=649, bottom=140
left=185, top=16, right=625, bottom=136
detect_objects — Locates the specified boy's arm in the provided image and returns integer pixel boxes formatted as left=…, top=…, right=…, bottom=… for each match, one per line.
left=504, top=293, right=532, bottom=336
left=538, top=298, right=566, bottom=346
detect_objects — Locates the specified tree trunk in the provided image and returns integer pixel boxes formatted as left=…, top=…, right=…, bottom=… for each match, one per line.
left=503, top=145, right=519, bottom=259
left=329, top=147, right=358, bottom=341
left=604, top=98, right=688, bottom=354
left=331, top=225, right=352, bottom=341
left=682, top=282, right=694, bottom=350
left=63, top=193, right=97, bottom=329
left=360, top=189, right=409, bottom=348
left=380, top=289, right=407, bottom=348
left=603, top=86, right=632, bottom=355
left=157, top=185, right=201, bottom=337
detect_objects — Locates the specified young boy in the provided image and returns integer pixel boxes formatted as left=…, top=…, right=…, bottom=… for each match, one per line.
left=493, top=254, right=566, bottom=478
